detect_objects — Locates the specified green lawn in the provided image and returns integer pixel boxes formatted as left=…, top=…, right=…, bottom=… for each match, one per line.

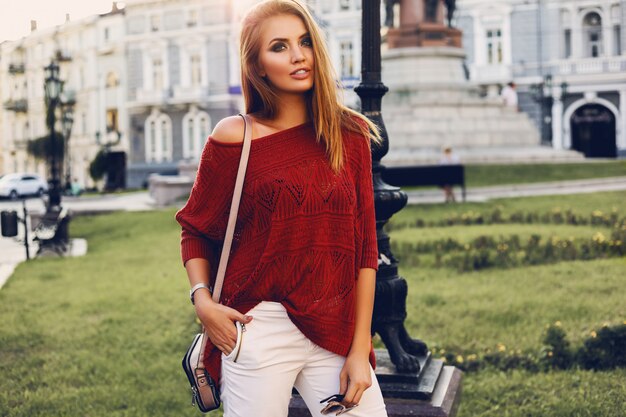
left=390, top=223, right=611, bottom=244
left=464, top=161, right=626, bottom=188
left=0, top=191, right=624, bottom=416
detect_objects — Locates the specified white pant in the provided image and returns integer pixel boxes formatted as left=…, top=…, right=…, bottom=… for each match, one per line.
left=220, top=301, right=388, bottom=417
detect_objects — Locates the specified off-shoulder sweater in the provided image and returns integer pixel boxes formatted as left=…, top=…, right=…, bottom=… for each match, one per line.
left=174, top=118, right=379, bottom=386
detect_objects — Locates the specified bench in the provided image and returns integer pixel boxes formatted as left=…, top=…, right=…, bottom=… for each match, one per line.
left=33, top=206, right=70, bottom=255
left=380, top=164, right=466, bottom=202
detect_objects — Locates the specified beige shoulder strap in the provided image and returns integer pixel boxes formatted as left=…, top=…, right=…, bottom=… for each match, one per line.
left=198, top=113, right=252, bottom=369
left=212, top=113, right=252, bottom=303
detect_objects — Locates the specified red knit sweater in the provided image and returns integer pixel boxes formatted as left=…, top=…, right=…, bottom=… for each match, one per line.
left=175, top=117, right=379, bottom=387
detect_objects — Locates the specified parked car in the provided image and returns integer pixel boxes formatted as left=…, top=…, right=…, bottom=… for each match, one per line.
left=0, top=173, right=48, bottom=200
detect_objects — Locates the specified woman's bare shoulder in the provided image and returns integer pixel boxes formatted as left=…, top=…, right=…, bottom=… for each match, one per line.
left=210, top=115, right=246, bottom=144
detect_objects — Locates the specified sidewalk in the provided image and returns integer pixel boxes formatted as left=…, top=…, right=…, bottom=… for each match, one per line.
left=405, top=176, right=626, bottom=204
left=1, top=178, right=625, bottom=290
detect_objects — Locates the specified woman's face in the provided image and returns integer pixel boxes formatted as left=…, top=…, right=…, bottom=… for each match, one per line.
left=257, top=14, right=315, bottom=96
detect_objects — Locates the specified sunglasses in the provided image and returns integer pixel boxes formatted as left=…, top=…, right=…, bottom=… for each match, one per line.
left=319, top=394, right=359, bottom=416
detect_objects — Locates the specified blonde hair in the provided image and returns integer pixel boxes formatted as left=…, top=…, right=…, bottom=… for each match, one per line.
left=239, top=0, right=382, bottom=173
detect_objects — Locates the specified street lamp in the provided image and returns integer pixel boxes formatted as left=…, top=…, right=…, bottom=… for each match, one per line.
left=61, top=97, right=75, bottom=192
left=354, top=0, right=428, bottom=376
left=530, top=73, right=554, bottom=145
left=38, top=58, right=72, bottom=257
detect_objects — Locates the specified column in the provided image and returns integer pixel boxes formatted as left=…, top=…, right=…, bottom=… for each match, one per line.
left=572, top=9, right=583, bottom=58
left=602, top=4, right=613, bottom=56
left=552, top=86, right=564, bottom=150
left=616, top=90, right=626, bottom=153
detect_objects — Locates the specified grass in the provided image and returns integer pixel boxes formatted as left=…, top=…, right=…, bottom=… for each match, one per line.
left=0, top=210, right=191, bottom=416
left=390, top=223, right=611, bottom=244
left=391, top=191, right=626, bottom=225
left=463, top=161, right=626, bottom=188
left=0, top=191, right=625, bottom=416
left=399, top=258, right=625, bottom=353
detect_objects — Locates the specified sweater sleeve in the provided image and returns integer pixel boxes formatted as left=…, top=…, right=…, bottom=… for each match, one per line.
left=356, top=133, right=379, bottom=271
left=174, top=139, right=237, bottom=267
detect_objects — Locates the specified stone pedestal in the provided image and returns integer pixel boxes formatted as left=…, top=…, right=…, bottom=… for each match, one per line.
left=147, top=160, right=197, bottom=207
left=387, top=23, right=462, bottom=48
left=288, top=350, right=463, bottom=417
left=381, top=46, right=584, bottom=164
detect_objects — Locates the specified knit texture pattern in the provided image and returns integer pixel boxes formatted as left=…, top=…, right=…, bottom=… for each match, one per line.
left=175, top=117, right=379, bottom=387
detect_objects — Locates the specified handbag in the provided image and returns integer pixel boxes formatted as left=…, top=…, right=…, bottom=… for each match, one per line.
left=182, top=113, right=253, bottom=412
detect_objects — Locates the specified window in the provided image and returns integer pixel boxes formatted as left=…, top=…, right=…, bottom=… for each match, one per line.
left=190, top=55, right=201, bottom=86
left=106, top=109, right=118, bottom=132
left=106, top=72, right=119, bottom=88
left=150, top=121, right=157, bottom=159
left=340, top=40, right=354, bottom=78
left=151, top=15, right=161, bottom=32
left=614, top=25, right=621, bottom=55
left=104, top=27, right=110, bottom=41
left=486, top=29, right=503, bottom=64
left=145, top=113, right=173, bottom=163
left=153, top=58, right=163, bottom=90
left=161, top=120, right=169, bottom=154
left=583, top=12, right=603, bottom=58
left=563, top=29, right=572, bottom=58
left=339, top=0, right=350, bottom=10
left=182, top=111, right=210, bottom=159
left=188, top=10, right=198, bottom=27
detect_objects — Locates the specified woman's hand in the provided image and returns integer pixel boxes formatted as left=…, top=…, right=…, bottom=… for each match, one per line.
left=193, top=290, right=253, bottom=355
left=339, top=348, right=372, bottom=408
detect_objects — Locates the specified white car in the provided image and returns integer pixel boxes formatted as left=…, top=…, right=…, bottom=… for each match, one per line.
left=0, top=173, right=48, bottom=200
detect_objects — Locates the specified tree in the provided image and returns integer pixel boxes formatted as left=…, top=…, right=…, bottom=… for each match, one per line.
left=89, top=149, right=108, bottom=182
left=26, top=132, right=65, bottom=161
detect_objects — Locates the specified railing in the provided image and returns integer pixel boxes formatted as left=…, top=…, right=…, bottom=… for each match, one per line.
left=135, top=88, right=171, bottom=104
left=55, top=49, right=72, bottom=62
left=3, top=99, right=28, bottom=112
left=469, top=64, right=512, bottom=83
left=512, top=55, right=626, bottom=77
left=172, top=85, right=209, bottom=102
left=8, top=63, right=25, bottom=74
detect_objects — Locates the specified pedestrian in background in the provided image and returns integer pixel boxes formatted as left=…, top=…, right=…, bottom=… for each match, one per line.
left=501, top=81, right=518, bottom=110
left=175, top=1, right=388, bottom=416
left=439, top=146, right=460, bottom=203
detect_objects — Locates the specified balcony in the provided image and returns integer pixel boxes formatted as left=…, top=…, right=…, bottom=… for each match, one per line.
left=55, top=49, right=73, bottom=62
left=135, top=88, right=171, bottom=105
left=4, top=98, right=28, bottom=113
left=470, top=64, right=512, bottom=84
left=513, top=56, right=626, bottom=78
left=172, top=85, right=209, bottom=102
left=558, top=56, right=626, bottom=74
left=8, top=63, right=25, bottom=74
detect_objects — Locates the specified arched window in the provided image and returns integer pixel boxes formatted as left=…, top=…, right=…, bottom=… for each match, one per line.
left=145, top=112, right=173, bottom=162
left=583, top=12, right=603, bottom=58
left=182, top=110, right=211, bottom=159
left=106, top=72, right=119, bottom=88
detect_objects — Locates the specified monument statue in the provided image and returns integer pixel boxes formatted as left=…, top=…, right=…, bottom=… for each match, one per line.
left=386, top=0, right=462, bottom=48
left=444, top=0, right=456, bottom=27
left=384, top=0, right=400, bottom=28
left=424, top=0, right=439, bottom=22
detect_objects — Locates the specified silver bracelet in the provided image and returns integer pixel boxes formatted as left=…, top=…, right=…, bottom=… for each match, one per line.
left=189, top=283, right=210, bottom=305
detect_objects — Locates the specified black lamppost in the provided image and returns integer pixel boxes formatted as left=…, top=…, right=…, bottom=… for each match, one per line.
left=531, top=73, right=554, bottom=145
left=355, top=0, right=429, bottom=376
left=44, top=61, right=63, bottom=207
left=61, top=95, right=75, bottom=192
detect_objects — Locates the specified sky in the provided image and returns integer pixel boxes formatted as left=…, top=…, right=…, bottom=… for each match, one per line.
left=0, top=0, right=122, bottom=43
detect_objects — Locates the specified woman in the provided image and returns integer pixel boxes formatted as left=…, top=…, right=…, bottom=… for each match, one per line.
left=175, top=1, right=387, bottom=416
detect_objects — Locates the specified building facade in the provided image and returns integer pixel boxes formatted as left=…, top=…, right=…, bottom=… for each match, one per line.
left=457, top=0, right=626, bottom=157
left=123, top=0, right=364, bottom=188
left=0, top=6, right=128, bottom=189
